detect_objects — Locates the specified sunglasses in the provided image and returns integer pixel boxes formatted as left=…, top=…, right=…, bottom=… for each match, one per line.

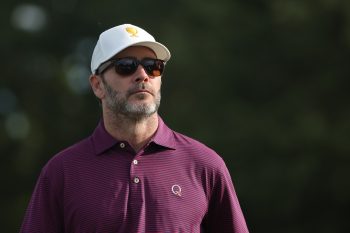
left=96, top=57, right=165, bottom=76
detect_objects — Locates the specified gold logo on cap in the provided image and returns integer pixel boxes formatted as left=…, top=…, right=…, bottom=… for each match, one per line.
left=125, top=27, right=138, bottom=37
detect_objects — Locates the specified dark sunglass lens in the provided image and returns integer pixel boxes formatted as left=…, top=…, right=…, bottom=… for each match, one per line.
left=143, top=59, right=164, bottom=76
left=115, top=58, right=138, bottom=76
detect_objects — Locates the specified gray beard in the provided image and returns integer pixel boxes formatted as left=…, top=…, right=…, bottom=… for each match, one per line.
left=103, top=80, right=161, bottom=121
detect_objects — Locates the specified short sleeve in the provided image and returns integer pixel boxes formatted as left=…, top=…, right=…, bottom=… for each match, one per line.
left=202, top=161, right=249, bottom=233
left=20, top=161, right=64, bottom=233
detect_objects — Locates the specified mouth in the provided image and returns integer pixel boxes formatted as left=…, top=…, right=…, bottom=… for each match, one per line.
left=131, top=89, right=153, bottom=95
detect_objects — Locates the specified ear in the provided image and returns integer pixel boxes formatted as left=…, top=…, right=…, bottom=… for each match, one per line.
left=89, top=74, right=105, bottom=99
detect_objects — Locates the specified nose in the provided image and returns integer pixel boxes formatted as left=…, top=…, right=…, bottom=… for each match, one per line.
left=133, top=65, right=150, bottom=83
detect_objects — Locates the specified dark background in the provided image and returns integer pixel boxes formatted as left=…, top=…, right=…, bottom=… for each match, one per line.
left=1, top=0, right=350, bottom=232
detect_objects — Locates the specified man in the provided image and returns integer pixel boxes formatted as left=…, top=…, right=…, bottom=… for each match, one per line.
left=20, top=23, right=249, bottom=233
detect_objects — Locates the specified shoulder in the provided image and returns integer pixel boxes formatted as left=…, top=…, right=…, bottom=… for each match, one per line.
left=170, top=130, right=233, bottom=198
left=171, top=130, right=227, bottom=169
left=41, top=136, right=94, bottom=175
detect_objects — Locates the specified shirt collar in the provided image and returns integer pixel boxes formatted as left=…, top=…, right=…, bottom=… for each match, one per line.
left=91, top=120, right=119, bottom=155
left=151, top=116, right=176, bottom=150
left=91, top=115, right=176, bottom=155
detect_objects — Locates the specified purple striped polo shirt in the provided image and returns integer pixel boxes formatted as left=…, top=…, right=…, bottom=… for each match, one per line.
left=20, top=116, right=249, bottom=233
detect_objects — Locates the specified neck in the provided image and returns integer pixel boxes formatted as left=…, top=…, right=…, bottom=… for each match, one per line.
left=103, top=110, right=159, bottom=152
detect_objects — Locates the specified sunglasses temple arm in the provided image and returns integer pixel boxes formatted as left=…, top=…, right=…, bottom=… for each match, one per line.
left=95, top=60, right=114, bottom=75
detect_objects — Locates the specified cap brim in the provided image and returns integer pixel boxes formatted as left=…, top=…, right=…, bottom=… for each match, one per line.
left=102, top=41, right=171, bottom=65
left=133, top=41, right=171, bottom=62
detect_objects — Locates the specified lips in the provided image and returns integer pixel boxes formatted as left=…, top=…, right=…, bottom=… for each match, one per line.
left=128, top=83, right=154, bottom=96
left=129, top=89, right=153, bottom=96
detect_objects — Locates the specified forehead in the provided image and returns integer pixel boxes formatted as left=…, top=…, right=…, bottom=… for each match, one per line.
left=116, top=46, right=157, bottom=59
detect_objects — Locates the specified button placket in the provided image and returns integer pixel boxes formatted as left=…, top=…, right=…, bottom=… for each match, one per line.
left=131, top=158, right=140, bottom=184
left=133, top=177, right=140, bottom=183
left=130, top=152, right=144, bottom=186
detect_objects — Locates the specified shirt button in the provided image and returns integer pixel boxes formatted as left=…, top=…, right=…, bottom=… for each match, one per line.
left=120, top=143, right=125, bottom=148
left=133, top=177, right=140, bottom=184
left=133, top=159, right=138, bottom=165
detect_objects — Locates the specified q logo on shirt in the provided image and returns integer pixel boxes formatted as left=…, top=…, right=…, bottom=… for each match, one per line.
left=171, top=185, right=182, bottom=197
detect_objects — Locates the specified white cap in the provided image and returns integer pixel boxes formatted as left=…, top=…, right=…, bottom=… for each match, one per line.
left=91, top=23, right=171, bottom=73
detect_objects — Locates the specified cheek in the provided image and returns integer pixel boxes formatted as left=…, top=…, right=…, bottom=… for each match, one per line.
left=153, top=78, right=162, bottom=90
left=105, top=80, right=126, bottom=93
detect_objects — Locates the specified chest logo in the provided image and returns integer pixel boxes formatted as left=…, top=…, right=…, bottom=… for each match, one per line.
left=171, top=184, right=182, bottom=197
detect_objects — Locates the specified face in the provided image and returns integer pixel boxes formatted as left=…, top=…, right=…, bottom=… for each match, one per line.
left=91, top=46, right=162, bottom=121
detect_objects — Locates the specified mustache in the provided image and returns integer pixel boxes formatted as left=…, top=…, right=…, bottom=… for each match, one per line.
left=127, top=83, right=154, bottom=96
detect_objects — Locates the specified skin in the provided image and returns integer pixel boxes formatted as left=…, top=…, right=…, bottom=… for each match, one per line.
left=89, top=46, right=162, bottom=152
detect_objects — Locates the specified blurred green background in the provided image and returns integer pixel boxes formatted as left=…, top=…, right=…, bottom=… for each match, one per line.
left=1, top=0, right=350, bottom=232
